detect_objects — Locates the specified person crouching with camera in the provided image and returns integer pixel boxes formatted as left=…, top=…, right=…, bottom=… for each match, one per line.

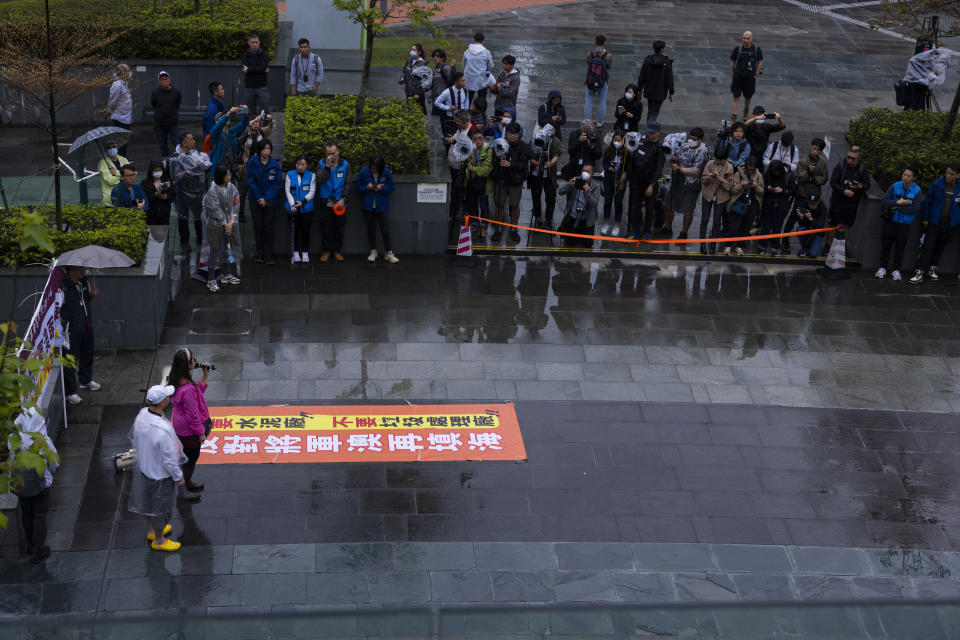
left=167, top=348, right=212, bottom=502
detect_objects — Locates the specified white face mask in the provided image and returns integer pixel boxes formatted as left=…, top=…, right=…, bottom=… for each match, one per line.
left=613, top=141, right=623, bottom=149
left=152, top=171, right=163, bottom=179
left=686, top=139, right=697, bottom=149
left=581, top=171, right=591, bottom=181
left=624, top=92, right=634, bottom=100
left=502, top=117, right=512, bottom=125
left=409, top=50, right=418, bottom=57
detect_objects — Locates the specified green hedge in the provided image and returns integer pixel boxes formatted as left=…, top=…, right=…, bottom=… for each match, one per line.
left=848, top=107, right=960, bottom=190
left=0, top=0, right=277, bottom=60
left=0, top=205, right=148, bottom=268
left=284, top=96, right=430, bottom=174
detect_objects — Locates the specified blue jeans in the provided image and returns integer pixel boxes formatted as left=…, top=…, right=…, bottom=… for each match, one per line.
left=154, top=122, right=179, bottom=158
left=584, top=84, right=609, bottom=123
left=797, top=225, right=823, bottom=257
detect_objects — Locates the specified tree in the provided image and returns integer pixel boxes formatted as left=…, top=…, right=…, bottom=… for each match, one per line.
left=876, top=0, right=960, bottom=140
left=0, top=211, right=65, bottom=530
left=332, top=0, right=447, bottom=125
left=0, top=0, right=127, bottom=228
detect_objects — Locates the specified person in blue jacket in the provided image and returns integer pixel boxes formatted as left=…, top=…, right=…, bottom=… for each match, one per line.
left=316, top=142, right=350, bottom=262
left=485, top=106, right=522, bottom=140
left=203, top=81, right=225, bottom=138
left=111, top=164, right=149, bottom=212
left=911, top=162, right=960, bottom=283
left=206, top=106, right=249, bottom=180
left=246, top=139, right=282, bottom=265
left=875, top=165, right=923, bottom=281
left=356, top=154, right=398, bottom=264
left=284, top=155, right=316, bottom=264
left=537, top=90, right=566, bottom=139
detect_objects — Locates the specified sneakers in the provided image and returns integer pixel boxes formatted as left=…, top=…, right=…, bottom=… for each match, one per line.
left=291, top=252, right=301, bottom=264
left=735, top=247, right=744, bottom=256
left=874, top=267, right=887, bottom=279
left=367, top=249, right=378, bottom=263
left=600, top=224, right=610, bottom=235
left=612, top=225, right=620, bottom=236
left=384, top=251, right=399, bottom=264
left=301, top=253, right=309, bottom=263
left=79, top=380, right=101, bottom=391
left=66, top=394, right=82, bottom=405
left=206, top=280, right=220, bottom=293
left=491, top=230, right=502, bottom=242
left=642, top=233, right=652, bottom=241
left=509, top=230, right=521, bottom=243
left=723, top=246, right=732, bottom=255
left=319, top=252, right=330, bottom=262
left=891, top=269, right=902, bottom=281
left=146, top=524, right=173, bottom=541
left=151, top=539, right=181, bottom=552
left=334, top=253, right=344, bottom=262
left=929, top=265, right=940, bottom=281
left=222, top=274, right=240, bottom=285
left=909, top=269, right=924, bottom=284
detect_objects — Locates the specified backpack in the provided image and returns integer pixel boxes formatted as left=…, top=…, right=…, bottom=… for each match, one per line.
left=11, top=464, right=45, bottom=497
left=768, top=141, right=797, bottom=168
left=586, top=48, right=608, bottom=89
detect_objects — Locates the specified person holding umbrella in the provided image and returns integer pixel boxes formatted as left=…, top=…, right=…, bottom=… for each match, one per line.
left=98, top=140, right=128, bottom=205
left=59, top=265, right=100, bottom=405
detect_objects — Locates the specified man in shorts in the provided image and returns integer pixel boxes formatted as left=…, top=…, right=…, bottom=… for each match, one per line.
left=729, top=31, right=763, bottom=122
left=491, top=122, right=531, bottom=243
left=826, top=146, right=869, bottom=253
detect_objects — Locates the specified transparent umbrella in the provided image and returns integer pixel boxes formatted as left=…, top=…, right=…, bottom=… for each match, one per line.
left=55, top=245, right=134, bottom=269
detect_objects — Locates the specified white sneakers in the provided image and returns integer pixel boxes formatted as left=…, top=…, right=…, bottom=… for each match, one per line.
left=291, top=252, right=301, bottom=264
left=929, top=265, right=939, bottom=281
left=876, top=267, right=903, bottom=281
left=222, top=275, right=240, bottom=285
left=301, top=253, right=309, bottom=263
left=367, top=249, right=378, bottom=263
left=723, top=247, right=731, bottom=255
left=207, top=280, right=220, bottom=293
left=600, top=224, right=609, bottom=235
left=874, top=267, right=887, bottom=279
left=891, top=270, right=902, bottom=281
left=909, top=269, right=924, bottom=284
left=384, top=251, right=399, bottom=264
left=79, top=381, right=101, bottom=391
left=611, top=226, right=620, bottom=237
left=66, top=394, right=82, bottom=405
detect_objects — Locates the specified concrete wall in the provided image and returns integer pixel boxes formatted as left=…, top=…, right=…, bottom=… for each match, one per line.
left=266, top=177, right=450, bottom=255
left=0, top=225, right=172, bottom=349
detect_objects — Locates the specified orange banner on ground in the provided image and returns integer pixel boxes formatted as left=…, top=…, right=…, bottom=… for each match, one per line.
left=198, top=404, right=526, bottom=464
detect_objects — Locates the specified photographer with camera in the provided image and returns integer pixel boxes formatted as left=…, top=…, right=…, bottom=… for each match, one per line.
left=627, top=122, right=666, bottom=240
left=725, top=156, right=764, bottom=255
left=529, top=125, right=562, bottom=230
left=492, top=123, right=531, bottom=243
left=168, top=348, right=215, bottom=502
left=791, top=193, right=828, bottom=258
left=558, top=164, right=600, bottom=247
left=111, top=165, right=149, bottom=213
left=745, top=107, right=784, bottom=166
left=142, top=160, right=176, bottom=226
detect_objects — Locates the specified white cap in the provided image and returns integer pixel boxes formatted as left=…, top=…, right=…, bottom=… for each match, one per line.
left=146, top=385, right=175, bottom=405
left=157, top=70, right=170, bottom=79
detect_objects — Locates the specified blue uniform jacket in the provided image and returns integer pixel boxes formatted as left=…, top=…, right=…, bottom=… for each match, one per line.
left=284, top=170, right=315, bottom=213
left=203, top=97, right=224, bottom=137
left=246, top=156, right=283, bottom=204
left=922, top=175, right=960, bottom=228
left=207, top=112, right=249, bottom=178
left=356, top=166, right=395, bottom=212
left=881, top=181, right=922, bottom=224
left=317, top=159, right=350, bottom=201
left=111, top=183, right=149, bottom=210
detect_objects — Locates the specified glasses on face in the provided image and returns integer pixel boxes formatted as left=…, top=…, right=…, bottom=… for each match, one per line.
left=846, top=156, right=857, bottom=161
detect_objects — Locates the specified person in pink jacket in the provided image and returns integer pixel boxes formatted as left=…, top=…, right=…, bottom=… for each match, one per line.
left=166, top=348, right=210, bottom=501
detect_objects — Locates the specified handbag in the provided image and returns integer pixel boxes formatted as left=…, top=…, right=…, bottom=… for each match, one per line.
left=194, top=382, right=212, bottom=438
left=728, top=195, right=748, bottom=216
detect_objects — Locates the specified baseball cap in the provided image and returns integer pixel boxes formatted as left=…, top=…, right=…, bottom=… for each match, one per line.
left=752, top=105, right=766, bottom=115
left=157, top=70, right=170, bottom=79
left=808, top=193, right=821, bottom=203
left=146, top=385, right=175, bottom=405
left=645, top=121, right=662, bottom=133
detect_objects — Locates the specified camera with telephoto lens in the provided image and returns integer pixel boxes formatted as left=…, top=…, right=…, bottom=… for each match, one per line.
left=193, top=361, right=216, bottom=371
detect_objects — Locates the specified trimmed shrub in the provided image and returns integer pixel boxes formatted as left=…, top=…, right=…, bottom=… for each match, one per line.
left=0, top=0, right=278, bottom=60
left=284, top=96, right=430, bottom=174
left=0, top=205, right=149, bottom=267
left=848, top=107, right=960, bottom=190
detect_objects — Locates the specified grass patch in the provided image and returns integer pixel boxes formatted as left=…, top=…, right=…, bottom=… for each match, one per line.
left=372, top=37, right=467, bottom=68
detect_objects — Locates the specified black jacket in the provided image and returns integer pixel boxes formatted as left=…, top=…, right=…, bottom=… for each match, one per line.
left=537, top=90, right=567, bottom=139
left=150, top=86, right=181, bottom=126
left=637, top=54, right=674, bottom=102
left=829, top=160, right=870, bottom=212
left=141, top=161, right=176, bottom=225
left=568, top=129, right=600, bottom=168
left=494, top=140, right=531, bottom=186
left=613, top=96, right=643, bottom=132
left=746, top=121, right=784, bottom=163
left=241, top=48, right=270, bottom=89
left=60, top=277, right=93, bottom=336
left=629, top=139, right=666, bottom=187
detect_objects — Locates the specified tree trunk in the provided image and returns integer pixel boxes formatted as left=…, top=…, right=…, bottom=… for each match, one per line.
left=942, top=79, right=960, bottom=142
left=43, top=0, right=61, bottom=227
left=353, top=25, right=375, bottom=126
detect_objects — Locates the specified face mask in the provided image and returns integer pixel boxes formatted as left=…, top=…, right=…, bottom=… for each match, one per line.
left=624, top=92, right=634, bottom=100
left=152, top=171, right=163, bottom=179
left=502, top=118, right=512, bottom=125
left=409, top=50, right=418, bottom=57
left=581, top=171, right=591, bottom=181
left=686, top=139, right=697, bottom=149
left=107, top=148, right=118, bottom=157
left=613, top=141, right=623, bottom=149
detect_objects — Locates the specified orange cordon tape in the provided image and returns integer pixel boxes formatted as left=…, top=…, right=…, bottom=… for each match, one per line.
left=463, top=216, right=839, bottom=246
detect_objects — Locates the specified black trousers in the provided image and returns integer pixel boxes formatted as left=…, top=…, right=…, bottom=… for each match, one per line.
left=364, top=209, right=392, bottom=252
left=628, top=184, right=656, bottom=236
left=64, top=331, right=94, bottom=395
left=725, top=207, right=756, bottom=249
left=528, top=175, right=557, bottom=222
left=700, top=199, right=726, bottom=240
left=18, top=487, right=50, bottom=555
left=181, top=446, right=201, bottom=483
left=320, top=207, right=347, bottom=253
left=916, top=222, right=954, bottom=270
left=289, top=213, right=312, bottom=253
left=250, top=200, right=277, bottom=259
left=176, top=194, right=203, bottom=248
left=646, top=99, right=664, bottom=123
left=879, top=218, right=912, bottom=271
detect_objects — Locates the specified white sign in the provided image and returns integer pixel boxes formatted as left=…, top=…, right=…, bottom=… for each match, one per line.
left=417, top=183, right=447, bottom=204
left=823, top=136, right=833, bottom=160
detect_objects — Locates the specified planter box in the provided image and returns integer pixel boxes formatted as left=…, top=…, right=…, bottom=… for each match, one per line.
left=0, top=224, right=172, bottom=349
left=267, top=175, right=450, bottom=256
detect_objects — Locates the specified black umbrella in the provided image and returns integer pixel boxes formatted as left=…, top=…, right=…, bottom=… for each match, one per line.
left=67, top=126, right=132, bottom=167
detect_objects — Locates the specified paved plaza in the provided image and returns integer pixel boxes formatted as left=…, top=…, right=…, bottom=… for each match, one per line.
left=2, top=0, right=960, bottom=635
